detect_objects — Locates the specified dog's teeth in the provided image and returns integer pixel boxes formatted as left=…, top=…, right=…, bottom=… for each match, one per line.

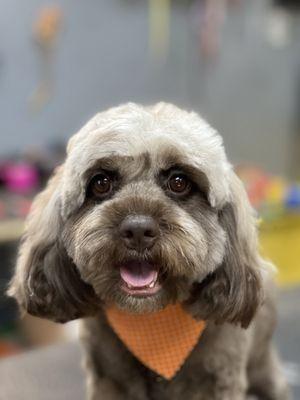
left=149, top=281, right=155, bottom=288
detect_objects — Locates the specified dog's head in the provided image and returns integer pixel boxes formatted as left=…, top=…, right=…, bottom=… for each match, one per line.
left=8, top=103, right=266, bottom=327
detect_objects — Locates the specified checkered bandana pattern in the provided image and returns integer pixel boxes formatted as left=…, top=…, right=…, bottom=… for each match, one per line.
left=105, top=303, right=206, bottom=380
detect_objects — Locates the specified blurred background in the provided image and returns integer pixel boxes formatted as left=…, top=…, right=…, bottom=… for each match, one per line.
left=0, top=0, right=300, bottom=398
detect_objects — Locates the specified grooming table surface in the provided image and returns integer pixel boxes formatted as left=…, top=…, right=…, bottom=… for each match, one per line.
left=0, top=288, right=300, bottom=400
left=0, top=342, right=85, bottom=400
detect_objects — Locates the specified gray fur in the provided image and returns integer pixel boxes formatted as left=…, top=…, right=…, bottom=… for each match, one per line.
left=8, top=103, right=290, bottom=399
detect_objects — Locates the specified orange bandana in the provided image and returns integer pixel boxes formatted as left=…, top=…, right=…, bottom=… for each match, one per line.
left=105, top=303, right=206, bottom=380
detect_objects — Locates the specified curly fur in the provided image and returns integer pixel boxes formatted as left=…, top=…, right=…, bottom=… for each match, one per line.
left=8, top=103, right=290, bottom=399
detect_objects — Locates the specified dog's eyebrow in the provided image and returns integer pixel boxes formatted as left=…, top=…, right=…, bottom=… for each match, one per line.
left=83, top=155, right=134, bottom=178
left=159, top=162, right=210, bottom=195
left=156, top=150, right=185, bottom=171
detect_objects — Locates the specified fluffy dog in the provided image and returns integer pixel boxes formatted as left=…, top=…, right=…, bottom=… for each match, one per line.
left=9, top=103, right=289, bottom=399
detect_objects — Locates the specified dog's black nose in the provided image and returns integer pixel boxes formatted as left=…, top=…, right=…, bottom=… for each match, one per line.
left=119, top=215, right=159, bottom=250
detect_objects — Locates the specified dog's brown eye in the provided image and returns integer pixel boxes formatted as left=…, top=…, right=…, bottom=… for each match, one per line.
left=90, top=174, right=112, bottom=197
left=168, top=175, right=190, bottom=194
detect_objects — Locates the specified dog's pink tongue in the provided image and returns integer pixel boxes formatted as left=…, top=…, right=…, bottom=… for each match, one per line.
left=120, top=261, right=157, bottom=287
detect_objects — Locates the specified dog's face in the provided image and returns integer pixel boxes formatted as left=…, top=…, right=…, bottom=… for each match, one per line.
left=9, top=103, right=265, bottom=327
left=63, top=149, right=225, bottom=314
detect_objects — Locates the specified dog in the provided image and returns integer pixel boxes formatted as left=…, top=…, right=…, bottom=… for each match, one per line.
left=8, top=103, right=290, bottom=400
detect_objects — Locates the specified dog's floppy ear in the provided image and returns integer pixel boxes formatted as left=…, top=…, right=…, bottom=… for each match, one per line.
left=187, top=172, right=264, bottom=328
left=7, top=166, right=99, bottom=323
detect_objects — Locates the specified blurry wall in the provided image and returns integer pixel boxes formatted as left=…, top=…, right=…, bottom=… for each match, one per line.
left=0, top=0, right=300, bottom=175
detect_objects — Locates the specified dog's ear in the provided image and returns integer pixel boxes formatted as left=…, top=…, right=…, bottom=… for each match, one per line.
left=7, top=166, right=99, bottom=323
left=186, top=172, right=264, bottom=328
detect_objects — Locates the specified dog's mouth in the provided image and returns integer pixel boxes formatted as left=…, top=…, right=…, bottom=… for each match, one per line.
left=119, top=260, right=161, bottom=297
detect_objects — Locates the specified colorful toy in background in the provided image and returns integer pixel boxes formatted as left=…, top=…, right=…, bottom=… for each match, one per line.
left=0, top=143, right=65, bottom=222
left=148, top=0, right=171, bottom=61
left=0, top=163, right=39, bottom=195
left=30, top=5, right=63, bottom=112
left=237, top=166, right=300, bottom=287
left=34, top=5, right=62, bottom=47
left=147, top=0, right=243, bottom=63
left=237, top=165, right=300, bottom=220
left=0, top=163, right=37, bottom=221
